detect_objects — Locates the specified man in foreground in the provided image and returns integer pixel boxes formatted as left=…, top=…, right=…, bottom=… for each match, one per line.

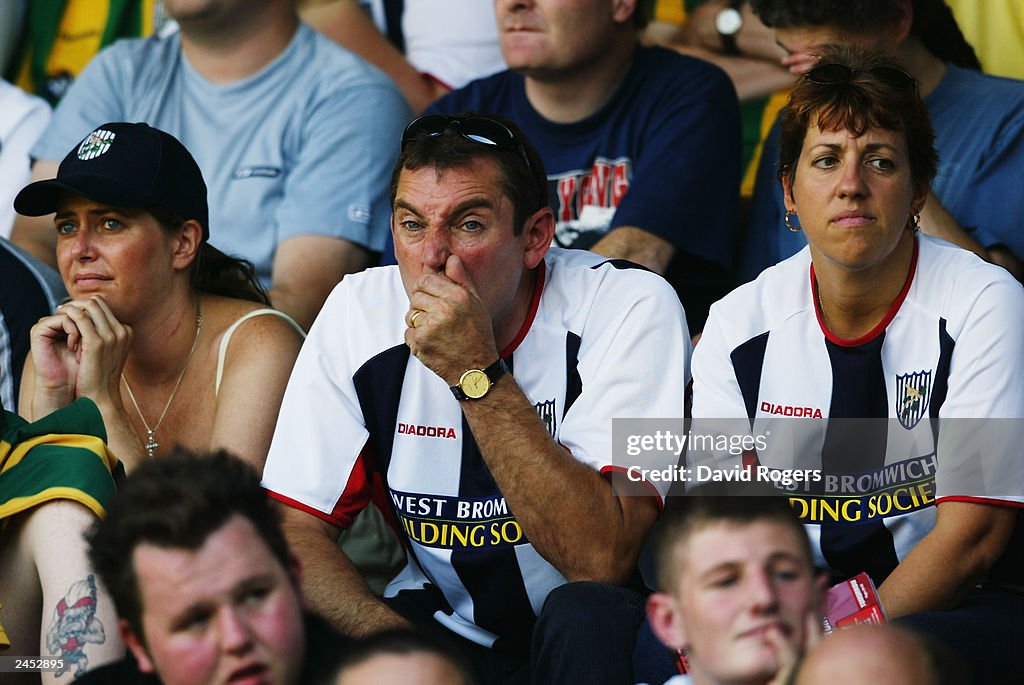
left=646, top=488, right=825, bottom=685
left=78, top=449, right=349, bottom=685
left=262, top=113, right=690, bottom=683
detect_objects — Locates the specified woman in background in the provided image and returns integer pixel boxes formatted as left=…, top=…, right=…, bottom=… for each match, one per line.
left=15, top=122, right=303, bottom=473
left=692, top=46, right=1024, bottom=683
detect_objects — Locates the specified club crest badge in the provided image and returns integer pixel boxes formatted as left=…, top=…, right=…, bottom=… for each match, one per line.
left=896, top=370, right=932, bottom=430
left=534, top=398, right=557, bottom=438
left=77, top=129, right=116, bottom=160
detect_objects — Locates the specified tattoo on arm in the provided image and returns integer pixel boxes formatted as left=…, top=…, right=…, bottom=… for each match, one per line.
left=45, top=574, right=107, bottom=678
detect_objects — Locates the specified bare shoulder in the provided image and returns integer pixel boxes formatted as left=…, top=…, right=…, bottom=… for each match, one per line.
left=203, top=295, right=304, bottom=346
left=199, top=295, right=304, bottom=383
left=198, top=298, right=303, bottom=464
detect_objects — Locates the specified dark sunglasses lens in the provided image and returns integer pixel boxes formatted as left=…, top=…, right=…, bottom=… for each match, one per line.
left=401, top=114, right=452, bottom=146
left=462, top=117, right=516, bottom=149
left=400, top=114, right=532, bottom=173
left=805, top=63, right=852, bottom=85
left=872, top=66, right=916, bottom=90
left=805, top=63, right=915, bottom=92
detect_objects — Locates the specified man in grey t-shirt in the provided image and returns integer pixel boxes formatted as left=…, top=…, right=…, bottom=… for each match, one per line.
left=12, top=0, right=410, bottom=330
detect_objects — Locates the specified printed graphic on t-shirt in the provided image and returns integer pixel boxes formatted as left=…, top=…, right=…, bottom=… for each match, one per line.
left=550, top=157, right=632, bottom=248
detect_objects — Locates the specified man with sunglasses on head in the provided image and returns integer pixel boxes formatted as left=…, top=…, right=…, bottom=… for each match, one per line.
left=407, top=0, right=740, bottom=334
left=262, top=113, right=690, bottom=684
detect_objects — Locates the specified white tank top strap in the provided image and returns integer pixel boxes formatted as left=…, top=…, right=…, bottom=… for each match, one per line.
left=215, top=308, right=305, bottom=395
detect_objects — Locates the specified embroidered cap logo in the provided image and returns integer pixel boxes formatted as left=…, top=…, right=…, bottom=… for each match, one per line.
left=77, top=129, right=116, bottom=161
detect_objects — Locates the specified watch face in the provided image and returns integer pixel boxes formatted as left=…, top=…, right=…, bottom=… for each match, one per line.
left=715, top=7, right=743, bottom=35
left=460, top=369, right=491, bottom=399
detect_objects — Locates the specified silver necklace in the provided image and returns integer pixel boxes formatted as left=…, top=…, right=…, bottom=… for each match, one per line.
left=122, top=311, right=203, bottom=458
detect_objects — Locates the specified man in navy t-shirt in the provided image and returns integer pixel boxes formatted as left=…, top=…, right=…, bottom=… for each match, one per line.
left=387, top=0, right=742, bottom=332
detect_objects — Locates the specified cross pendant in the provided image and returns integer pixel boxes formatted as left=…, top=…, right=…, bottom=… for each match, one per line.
left=145, top=431, right=159, bottom=458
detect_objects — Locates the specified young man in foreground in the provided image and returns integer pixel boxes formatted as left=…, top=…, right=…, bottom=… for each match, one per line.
left=646, top=488, right=825, bottom=685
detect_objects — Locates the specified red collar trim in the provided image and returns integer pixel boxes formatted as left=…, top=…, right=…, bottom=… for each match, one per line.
left=811, top=238, right=918, bottom=348
left=500, top=259, right=545, bottom=358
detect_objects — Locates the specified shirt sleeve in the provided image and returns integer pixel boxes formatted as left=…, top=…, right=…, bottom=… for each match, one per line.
left=273, top=80, right=411, bottom=252
left=556, top=266, right=691, bottom=504
left=0, top=86, right=50, bottom=234
left=29, top=43, right=132, bottom=163
left=952, top=105, right=1024, bottom=256
left=935, top=266, right=1024, bottom=505
left=261, top=283, right=374, bottom=528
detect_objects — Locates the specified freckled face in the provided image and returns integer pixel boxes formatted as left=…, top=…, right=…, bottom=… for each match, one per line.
left=54, top=194, right=181, bottom=321
left=785, top=125, right=925, bottom=275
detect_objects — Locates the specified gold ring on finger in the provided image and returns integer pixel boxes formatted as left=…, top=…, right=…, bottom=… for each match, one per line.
left=409, top=310, right=424, bottom=328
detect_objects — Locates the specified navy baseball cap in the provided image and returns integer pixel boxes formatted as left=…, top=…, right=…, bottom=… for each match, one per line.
left=15, top=122, right=210, bottom=242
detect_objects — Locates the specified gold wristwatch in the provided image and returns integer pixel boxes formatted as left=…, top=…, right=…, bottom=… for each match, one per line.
left=450, top=359, right=509, bottom=401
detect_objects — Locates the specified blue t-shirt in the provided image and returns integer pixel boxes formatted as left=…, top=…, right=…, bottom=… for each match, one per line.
left=384, top=46, right=742, bottom=330
left=32, top=24, right=410, bottom=285
left=741, top=65, right=1024, bottom=283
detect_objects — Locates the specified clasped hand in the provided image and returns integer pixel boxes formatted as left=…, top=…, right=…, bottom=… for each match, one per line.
left=30, top=296, right=132, bottom=406
left=404, top=255, right=498, bottom=385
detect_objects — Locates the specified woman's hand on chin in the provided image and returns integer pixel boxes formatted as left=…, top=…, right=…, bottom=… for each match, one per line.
left=56, top=296, right=133, bottom=408
left=29, top=308, right=83, bottom=411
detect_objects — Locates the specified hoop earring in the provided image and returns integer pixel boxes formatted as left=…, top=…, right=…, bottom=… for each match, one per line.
left=785, top=211, right=801, bottom=232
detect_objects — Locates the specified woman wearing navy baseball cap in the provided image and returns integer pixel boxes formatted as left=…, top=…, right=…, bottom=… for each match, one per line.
left=14, top=122, right=304, bottom=473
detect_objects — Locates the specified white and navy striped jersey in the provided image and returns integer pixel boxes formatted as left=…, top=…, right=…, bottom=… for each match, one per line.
left=263, top=247, right=690, bottom=649
left=692, top=234, right=1024, bottom=589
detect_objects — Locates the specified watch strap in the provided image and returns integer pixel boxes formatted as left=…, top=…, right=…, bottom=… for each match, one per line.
left=717, top=0, right=743, bottom=55
left=450, top=358, right=509, bottom=401
left=720, top=30, right=738, bottom=56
